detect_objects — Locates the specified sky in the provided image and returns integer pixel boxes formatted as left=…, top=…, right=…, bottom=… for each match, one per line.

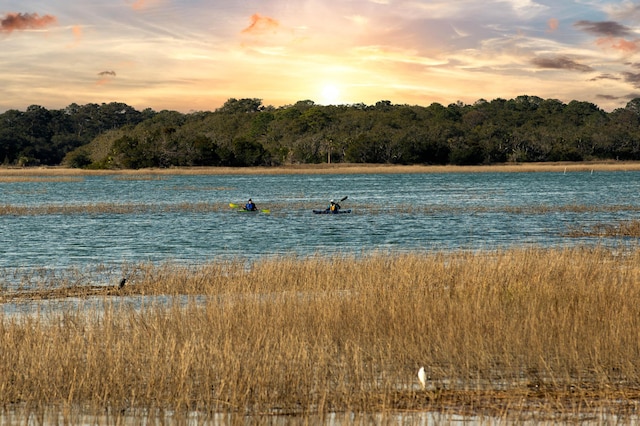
left=2, top=1, right=640, bottom=113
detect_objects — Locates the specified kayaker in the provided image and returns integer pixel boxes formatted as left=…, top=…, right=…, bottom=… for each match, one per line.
left=245, top=198, right=257, bottom=211
left=328, top=199, right=341, bottom=213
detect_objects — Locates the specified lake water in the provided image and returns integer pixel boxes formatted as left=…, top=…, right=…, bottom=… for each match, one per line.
left=1, top=170, right=639, bottom=282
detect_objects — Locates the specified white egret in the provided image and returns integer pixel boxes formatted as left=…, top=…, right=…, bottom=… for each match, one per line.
left=418, top=366, right=427, bottom=390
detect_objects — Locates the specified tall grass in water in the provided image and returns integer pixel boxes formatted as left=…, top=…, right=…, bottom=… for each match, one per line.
left=567, top=219, right=640, bottom=237
left=2, top=247, right=640, bottom=422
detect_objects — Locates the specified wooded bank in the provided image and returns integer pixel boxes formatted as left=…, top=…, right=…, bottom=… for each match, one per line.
left=3, top=95, right=640, bottom=169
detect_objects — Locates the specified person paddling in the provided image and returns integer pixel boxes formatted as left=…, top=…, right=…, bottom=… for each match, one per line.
left=245, top=198, right=257, bottom=211
left=327, top=199, right=341, bottom=213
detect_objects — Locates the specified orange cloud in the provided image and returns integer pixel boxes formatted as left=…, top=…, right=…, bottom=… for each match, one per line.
left=0, top=12, right=57, bottom=33
left=96, top=70, right=116, bottom=86
left=547, top=18, right=559, bottom=32
left=72, top=25, right=82, bottom=41
left=128, top=0, right=161, bottom=11
left=131, top=0, right=146, bottom=10
left=241, top=13, right=280, bottom=35
left=596, top=36, right=639, bottom=53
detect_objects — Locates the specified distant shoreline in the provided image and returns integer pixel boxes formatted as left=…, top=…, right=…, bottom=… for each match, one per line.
left=2, top=161, right=640, bottom=176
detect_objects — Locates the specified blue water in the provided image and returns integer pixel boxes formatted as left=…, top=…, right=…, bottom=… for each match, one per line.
left=1, top=171, right=639, bottom=277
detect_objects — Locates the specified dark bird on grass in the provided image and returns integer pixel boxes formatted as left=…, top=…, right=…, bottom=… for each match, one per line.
left=118, top=277, right=127, bottom=289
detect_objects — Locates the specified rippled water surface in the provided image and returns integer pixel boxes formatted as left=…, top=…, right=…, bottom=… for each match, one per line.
left=1, top=170, right=639, bottom=275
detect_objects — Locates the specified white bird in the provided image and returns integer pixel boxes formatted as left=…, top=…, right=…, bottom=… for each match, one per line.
left=418, top=366, right=427, bottom=390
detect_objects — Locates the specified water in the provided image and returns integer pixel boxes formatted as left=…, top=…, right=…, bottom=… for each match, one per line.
left=1, top=170, right=639, bottom=277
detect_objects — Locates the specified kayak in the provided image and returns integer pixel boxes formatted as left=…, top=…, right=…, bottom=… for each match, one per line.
left=235, top=208, right=270, bottom=213
left=229, top=203, right=270, bottom=214
left=312, top=209, right=352, bottom=214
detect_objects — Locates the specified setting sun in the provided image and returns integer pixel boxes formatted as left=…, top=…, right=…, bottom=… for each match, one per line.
left=320, top=84, right=341, bottom=105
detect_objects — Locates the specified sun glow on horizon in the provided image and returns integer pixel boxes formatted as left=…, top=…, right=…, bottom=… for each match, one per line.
left=320, top=84, right=341, bottom=105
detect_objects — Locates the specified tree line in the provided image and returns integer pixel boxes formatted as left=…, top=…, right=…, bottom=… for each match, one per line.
left=3, top=95, right=640, bottom=168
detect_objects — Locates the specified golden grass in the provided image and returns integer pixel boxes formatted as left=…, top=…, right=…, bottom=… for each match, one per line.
left=0, top=202, right=231, bottom=216
left=567, top=219, right=640, bottom=238
left=0, top=176, right=85, bottom=182
left=0, top=201, right=638, bottom=217
left=2, top=160, right=640, bottom=177
left=2, top=247, right=640, bottom=422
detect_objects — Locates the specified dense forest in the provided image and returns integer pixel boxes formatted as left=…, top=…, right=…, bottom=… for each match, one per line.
left=2, top=95, right=640, bottom=168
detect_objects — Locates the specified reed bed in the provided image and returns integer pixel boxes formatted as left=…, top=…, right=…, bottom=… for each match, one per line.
left=2, top=161, right=640, bottom=177
left=2, top=247, right=640, bottom=423
left=567, top=219, right=640, bottom=238
left=0, top=202, right=232, bottom=216
left=0, top=201, right=638, bottom=217
left=354, top=202, right=640, bottom=216
left=110, top=175, right=167, bottom=181
left=0, top=176, right=85, bottom=183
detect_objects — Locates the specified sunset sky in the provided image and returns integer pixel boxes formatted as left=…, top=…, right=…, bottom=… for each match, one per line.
left=2, top=1, right=640, bottom=113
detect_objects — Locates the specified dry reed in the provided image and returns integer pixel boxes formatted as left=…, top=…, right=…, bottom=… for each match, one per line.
left=0, top=202, right=231, bottom=216
left=567, top=220, right=640, bottom=238
left=2, top=161, right=640, bottom=177
left=0, top=202, right=638, bottom=217
left=0, top=176, right=85, bottom=183
left=2, top=247, right=640, bottom=422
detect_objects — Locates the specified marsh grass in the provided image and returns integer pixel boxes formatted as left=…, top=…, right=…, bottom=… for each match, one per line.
left=0, top=202, right=232, bottom=216
left=0, top=176, right=85, bottom=183
left=2, top=161, right=640, bottom=177
left=355, top=202, right=640, bottom=215
left=111, top=175, right=167, bottom=181
left=1, top=201, right=638, bottom=217
left=2, top=247, right=640, bottom=422
left=567, top=219, right=640, bottom=238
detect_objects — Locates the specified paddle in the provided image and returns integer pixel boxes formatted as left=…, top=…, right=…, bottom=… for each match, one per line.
left=229, top=203, right=270, bottom=214
left=331, top=196, right=348, bottom=206
left=325, top=196, right=348, bottom=212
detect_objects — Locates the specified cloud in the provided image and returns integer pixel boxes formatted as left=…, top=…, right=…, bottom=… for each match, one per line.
left=574, top=20, right=632, bottom=38
left=129, top=0, right=162, bottom=11
left=605, top=2, right=640, bottom=22
left=596, top=36, right=639, bottom=53
left=241, top=13, right=280, bottom=35
left=96, top=70, right=116, bottom=86
left=131, top=0, right=146, bottom=10
left=573, top=20, right=639, bottom=54
left=531, top=56, right=593, bottom=72
left=67, top=25, right=83, bottom=47
left=589, top=73, right=621, bottom=81
left=595, top=94, right=621, bottom=100
left=72, top=25, right=82, bottom=40
left=596, top=93, right=640, bottom=102
left=622, top=72, right=640, bottom=88
left=0, top=12, right=57, bottom=33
